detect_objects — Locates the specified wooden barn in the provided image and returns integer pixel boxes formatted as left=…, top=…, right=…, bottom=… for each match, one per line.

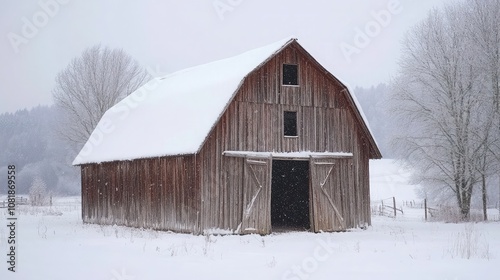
left=73, top=38, right=381, bottom=235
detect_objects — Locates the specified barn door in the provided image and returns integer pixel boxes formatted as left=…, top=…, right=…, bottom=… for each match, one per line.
left=240, top=157, right=272, bottom=234
left=310, top=158, right=345, bottom=232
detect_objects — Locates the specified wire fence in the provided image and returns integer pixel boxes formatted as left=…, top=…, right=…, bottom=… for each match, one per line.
left=371, top=197, right=500, bottom=221
left=370, top=197, right=403, bottom=218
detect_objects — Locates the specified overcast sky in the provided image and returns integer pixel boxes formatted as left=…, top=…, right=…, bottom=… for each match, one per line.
left=0, top=0, right=455, bottom=114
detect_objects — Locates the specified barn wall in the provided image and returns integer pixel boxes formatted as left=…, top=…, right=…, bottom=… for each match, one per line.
left=199, top=44, right=372, bottom=231
left=81, top=156, right=200, bottom=233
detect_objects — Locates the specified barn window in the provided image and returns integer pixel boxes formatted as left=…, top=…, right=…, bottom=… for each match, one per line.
left=282, top=64, right=298, bottom=85
left=284, top=111, right=298, bottom=137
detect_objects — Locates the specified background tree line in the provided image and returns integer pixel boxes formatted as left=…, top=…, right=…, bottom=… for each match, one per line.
left=0, top=105, right=80, bottom=195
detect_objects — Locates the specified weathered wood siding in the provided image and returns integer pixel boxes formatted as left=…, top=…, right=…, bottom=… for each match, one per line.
left=81, top=156, right=200, bottom=233
left=199, top=43, right=372, bottom=232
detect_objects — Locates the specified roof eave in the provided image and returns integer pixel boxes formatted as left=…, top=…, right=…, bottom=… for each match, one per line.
left=73, top=152, right=198, bottom=166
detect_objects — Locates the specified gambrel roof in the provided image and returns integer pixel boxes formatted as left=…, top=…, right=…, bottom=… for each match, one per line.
left=73, top=38, right=380, bottom=165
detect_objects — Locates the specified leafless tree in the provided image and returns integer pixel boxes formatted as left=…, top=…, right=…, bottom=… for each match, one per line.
left=53, top=45, right=148, bottom=146
left=465, top=0, right=500, bottom=220
left=389, top=4, right=494, bottom=221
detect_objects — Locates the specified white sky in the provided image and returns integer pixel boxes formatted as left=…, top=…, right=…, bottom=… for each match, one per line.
left=0, top=0, right=455, bottom=114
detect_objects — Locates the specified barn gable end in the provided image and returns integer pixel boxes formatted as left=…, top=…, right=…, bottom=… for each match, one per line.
left=198, top=41, right=376, bottom=233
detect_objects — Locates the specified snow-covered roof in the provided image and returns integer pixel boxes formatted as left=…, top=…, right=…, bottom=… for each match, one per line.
left=73, top=38, right=295, bottom=165
left=73, top=37, right=380, bottom=165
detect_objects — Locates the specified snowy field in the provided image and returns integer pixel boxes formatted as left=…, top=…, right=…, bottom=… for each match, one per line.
left=1, top=159, right=499, bottom=280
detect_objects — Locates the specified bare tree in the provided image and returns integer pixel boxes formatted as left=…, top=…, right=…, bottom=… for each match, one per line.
left=390, top=5, right=493, bottom=221
left=53, top=45, right=148, bottom=146
left=465, top=0, right=500, bottom=220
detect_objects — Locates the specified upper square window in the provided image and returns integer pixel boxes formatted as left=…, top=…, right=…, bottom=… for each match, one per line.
left=283, top=64, right=298, bottom=86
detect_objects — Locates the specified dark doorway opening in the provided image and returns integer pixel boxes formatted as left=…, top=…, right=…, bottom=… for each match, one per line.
left=271, top=160, right=310, bottom=231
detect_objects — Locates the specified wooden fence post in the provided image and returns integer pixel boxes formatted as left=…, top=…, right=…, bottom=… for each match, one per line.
left=393, top=197, right=397, bottom=217
left=424, top=198, right=427, bottom=221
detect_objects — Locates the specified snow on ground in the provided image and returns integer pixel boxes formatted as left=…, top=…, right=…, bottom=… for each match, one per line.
left=1, top=160, right=499, bottom=280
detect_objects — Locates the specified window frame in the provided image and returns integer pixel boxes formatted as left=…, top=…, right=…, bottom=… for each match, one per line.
left=282, top=64, right=299, bottom=86
left=283, top=111, right=298, bottom=137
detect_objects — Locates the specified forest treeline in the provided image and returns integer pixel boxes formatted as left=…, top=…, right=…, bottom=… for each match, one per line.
left=0, top=105, right=80, bottom=195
